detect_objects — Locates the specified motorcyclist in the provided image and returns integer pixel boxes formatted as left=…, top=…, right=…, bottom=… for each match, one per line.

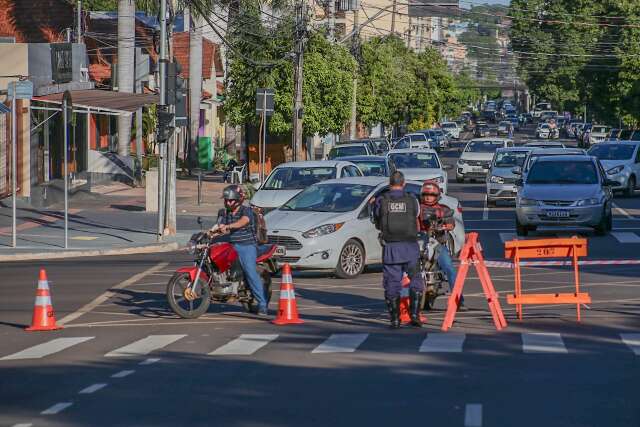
left=418, top=180, right=465, bottom=310
left=212, top=185, right=268, bottom=315
left=373, top=171, right=426, bottom=328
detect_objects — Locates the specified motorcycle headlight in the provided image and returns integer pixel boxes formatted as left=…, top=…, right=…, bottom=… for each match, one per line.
left=490, top=175, right=505, bottom=184
left=302, top=223, right=344, bottom=239
left=518, top=197, right=538, bottom=206
left=607, top=165, right=624, bottom=175
left=575, top=198, right=600, bottom=207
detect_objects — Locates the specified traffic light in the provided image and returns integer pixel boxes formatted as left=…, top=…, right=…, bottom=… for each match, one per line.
left=166, top=62, right=183, bottom=105
left=157, top=109, right=175, bottom=143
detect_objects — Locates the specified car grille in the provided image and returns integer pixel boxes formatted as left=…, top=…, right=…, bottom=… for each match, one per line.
left=279, top=256, right=301, bottom=263
left=468, top=160, right=490, bottom=168
left=268, top=235, right=302, bottom=250
left=543, top=200, right=574, bottom=207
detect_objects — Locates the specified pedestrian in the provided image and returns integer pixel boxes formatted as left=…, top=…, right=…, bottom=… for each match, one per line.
left=373, top=171, right=425, bottom=328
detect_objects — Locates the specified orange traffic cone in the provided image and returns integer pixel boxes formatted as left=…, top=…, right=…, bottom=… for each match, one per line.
left=272, top=264, right=304, bottom=325
left=26, top=268, right=62, bottom=332
left=399, top=273, right=427, bottom=325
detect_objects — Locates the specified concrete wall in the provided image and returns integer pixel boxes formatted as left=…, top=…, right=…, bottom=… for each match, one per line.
left=87, top=150, right=134, bottom=185
left=0, top=44, right=29, bottom=101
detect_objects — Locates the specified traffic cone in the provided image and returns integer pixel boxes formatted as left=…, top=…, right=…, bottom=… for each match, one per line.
left=399, top=273, right=427, bottom=325
left=272, top=264, right=304, bottom=325
left=26, top=268, right=62, bottom=332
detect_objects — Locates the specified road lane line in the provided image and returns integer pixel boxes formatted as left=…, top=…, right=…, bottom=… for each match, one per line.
left=464, top=404, right=482, bottom=427
left=611, top=232, right=640, bottom=243
left=1, top=337, right=94, bottom=361
left=312, top=333, right=369, bottom=353
left=12, top=424, right=32, bottom=427
left=620, top=334, right=640, bottom=355
left=79, top=383, right=108, bottom=394
left=105, top=334, right=185, bottom=357
left=613, top=203, right=635, bottom=219
left=41, top=402, right=73, bottom=415
left=419, top=333, right=465, bottom=353
left=522, top=333, right=568, bottom=353
left=499, top=232, right=517, bottom=243
left=139, top=357, right=161, bottom=365
left=58, top=262, right=169, bottom=326
left=482, top=197, right=489, bottom=220
left=210, top=334, right=279, bottom=356
left=111, top=370, right=135, bottom=378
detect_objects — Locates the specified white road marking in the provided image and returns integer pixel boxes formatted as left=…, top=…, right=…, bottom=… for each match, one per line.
left=12, top=424, right=33, bottom=427
left=522, top=333, right=568, bottom=353
left=79, top=383, right=108, bottom=394
left=620, top=334, right=640, bottom=355
left=499, top=232, right=517, bottom=243
left=58, top=262, right=168, bottom=325
left=613, top=203, right=635, bottom=219
left=210, top=334, right=279, bottom=356
left=312, top=333, right=369, bottom=354
left=1, top=337, right=94, bottom=361
left=611, top=232, right=640, bottom=243
left=139, top=357, right=161, bottom=365
left=105, top=334, right=185, bottom=357
left=419, top=333, right=465, bottom=353
left=111, top=370, right=135, bottom=378
left=465, top=404, right=483, bottom=427
left=41, top=402, right=73, bottom=415
left=482, top=197, right=489, bottom=220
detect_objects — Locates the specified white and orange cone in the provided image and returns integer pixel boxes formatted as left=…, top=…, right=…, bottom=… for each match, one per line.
left=26, top=268, right=62, bottom=332
left=272, top=263, right=304, bottom=325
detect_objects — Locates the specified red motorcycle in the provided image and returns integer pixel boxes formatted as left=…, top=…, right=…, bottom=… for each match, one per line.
left=167, top=230, right=282, bottom=318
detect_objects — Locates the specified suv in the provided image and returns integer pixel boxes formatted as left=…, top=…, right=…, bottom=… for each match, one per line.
left=588, top=125, right=610, bottom=146
left=456, top=138, right=513, bottom=183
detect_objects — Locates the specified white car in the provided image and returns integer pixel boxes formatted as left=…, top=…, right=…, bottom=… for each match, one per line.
left=456, top=138, right=513, bottom=183
left=536, top=123, right=551, bottom=139
left=251, top=161, right=362, bottom=214
left=393, top=133, right=433, bottom=149
left=387, top=148, right=449, bottom=193
left=264, top=176, right=465, bottom=278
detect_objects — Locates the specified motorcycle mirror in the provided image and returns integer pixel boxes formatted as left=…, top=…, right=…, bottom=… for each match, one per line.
left=197, top=216, right=203, bottom=230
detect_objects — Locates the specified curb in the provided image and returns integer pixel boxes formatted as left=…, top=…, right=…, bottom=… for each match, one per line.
left=0, top=242, right=181, bottom=262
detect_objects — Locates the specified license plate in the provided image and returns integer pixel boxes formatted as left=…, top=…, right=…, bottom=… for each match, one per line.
left=274, top=245, right=286, bottom=256
left=546, top=210, right=570, bottom=218
left=472, top=167, right=485, bottom=172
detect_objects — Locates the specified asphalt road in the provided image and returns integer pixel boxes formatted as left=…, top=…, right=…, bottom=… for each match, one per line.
left=2, top=125, right=640, bottom=427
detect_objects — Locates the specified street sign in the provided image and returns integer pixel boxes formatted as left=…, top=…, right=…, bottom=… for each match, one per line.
left=256, top=88, right=275, bottom=116
left=7, top=80, right=33, bottom=100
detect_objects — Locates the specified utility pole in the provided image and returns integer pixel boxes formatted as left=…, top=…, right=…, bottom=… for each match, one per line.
left=328, top=0, right=335, bottom=41
left=157, top=0, right=168, bottom=241
left=77, top=0, right=82, bottom=43
left=350, top=8, right=359, bottom=139
left=391, top=0, right=397, bottom=33
left=292, top=0, right=307, bottom=161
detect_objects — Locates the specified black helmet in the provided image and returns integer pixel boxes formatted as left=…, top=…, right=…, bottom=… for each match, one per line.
left=222, top=185, right=243, bottom=201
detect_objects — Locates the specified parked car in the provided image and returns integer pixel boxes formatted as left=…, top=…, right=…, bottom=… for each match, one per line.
left=441, top=121, right=461, bottom=139
left=515, top=155, right=614, bottom=236
left=328, top=143, right=372, bottom=159
left=456, top=138, right=514, bottom=183
left=264, top=177, right=465, bottom=278
left=486, top=147, right=532, bottom=207
left=588, top=141, right=640, bottom=196
left=387, top=148, right=449, bottom=193
left=251, top=161, right=362, bottom=213
left=339, top=155, right=395, bottom=177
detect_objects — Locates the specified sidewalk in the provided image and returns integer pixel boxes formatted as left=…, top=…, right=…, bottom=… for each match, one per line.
left=0, top=173, right=229, bottom=261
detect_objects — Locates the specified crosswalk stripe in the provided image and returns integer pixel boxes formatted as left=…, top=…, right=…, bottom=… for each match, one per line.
left=419, top=333, right=465, bottom=353
left=620, top=334, right=640, bottom=355
left=105, top=335, right=186, bottom=357
left=210, top=334, right=279, bottom=356
left=111, top=370, right=135, bottom=378
left=312, top=333, right=369, bottom=354
left=499, top=233, right=517, bottom=243
left=611, top=232, right=640, bottom=244
left=0, top=337, right=94, bottom=361
left=79, top=383, right=108, bottom=394
left=464, top=404, right=483, bottom=427
left=41, top=402, right=73, bottom=415
left=522, top=333, right=568, bottom=353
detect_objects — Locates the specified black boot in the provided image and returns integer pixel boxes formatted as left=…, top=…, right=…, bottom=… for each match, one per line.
left=409, top=290, right=423, bottom=327
left=386, top=297, right=401, bottom=329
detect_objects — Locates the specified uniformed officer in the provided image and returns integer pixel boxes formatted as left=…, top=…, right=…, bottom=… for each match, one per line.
left=373, top=171, right=425, bottom=328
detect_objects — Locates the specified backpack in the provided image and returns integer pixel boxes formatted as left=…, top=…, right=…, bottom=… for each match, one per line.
left=251, top=206, right=269, bottom=244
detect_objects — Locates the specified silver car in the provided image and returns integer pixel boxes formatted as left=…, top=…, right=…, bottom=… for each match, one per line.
left=486, top=147, right=532, bottom=207
left=515, top=155, right=615, bottom=236
left=588, top=141, right=640, bottom=196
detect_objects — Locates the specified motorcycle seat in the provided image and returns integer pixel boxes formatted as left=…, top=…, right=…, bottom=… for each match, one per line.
left=256, top=244, right=277, bottom=262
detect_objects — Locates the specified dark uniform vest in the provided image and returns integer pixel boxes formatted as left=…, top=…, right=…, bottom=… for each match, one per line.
left=379, top=192, right=418, bottom=242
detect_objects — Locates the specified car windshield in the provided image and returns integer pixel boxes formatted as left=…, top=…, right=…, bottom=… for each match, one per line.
left=494, top=151, right=528, bottom=167
left=409, top=133, right=427, bottom=142
left=350, top=160, right=387, bottom=176
left=527, top=161, right=598, bottom=185
left=280, top=183, right=374, bottom=212
left=465, top=141, right=504, bottom=153
left=592, top=126, right=608, bottom=134
left=262, top=167, right=336, bottom=190
left=389, top=152, right=440, bottom=169
left=499, top=122, right=509, bottom=127
left=442, top=123, right=456, bottom=129
left=589, top=144, right=635, bottom=160
left=328, top=146, right=367, bottom=159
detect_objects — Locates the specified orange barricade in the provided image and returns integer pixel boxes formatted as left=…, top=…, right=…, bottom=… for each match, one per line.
left=504, top=237, right=591, bottom=321
left=442, top=232, right=507, bottom=332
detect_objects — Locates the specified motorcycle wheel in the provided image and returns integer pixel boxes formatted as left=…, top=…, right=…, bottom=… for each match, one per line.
left=166, top=272, right=211, bottom=319
left=242, top=269, right=273, bottom=313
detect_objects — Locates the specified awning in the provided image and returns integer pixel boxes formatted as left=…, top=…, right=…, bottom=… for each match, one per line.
left=33, top=89, right=159, bottom=114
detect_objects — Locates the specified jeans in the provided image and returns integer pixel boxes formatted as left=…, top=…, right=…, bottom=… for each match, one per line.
left=437, top=245, right=463, bottom=304
left=233, top=243, right=267, bottom=312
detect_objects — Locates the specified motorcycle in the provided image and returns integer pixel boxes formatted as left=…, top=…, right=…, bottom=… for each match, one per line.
left=417, top=217, right=454, bottom=311
left=166, top=226, right=282, bottom=319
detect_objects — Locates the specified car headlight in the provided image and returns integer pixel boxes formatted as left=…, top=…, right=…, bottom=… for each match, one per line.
left=302, top=223, right=344, bottom=239
left=489, top=175, right=504, bottom=184
left=575, top=198, right=601, bottom=207
left=518, top=197, right=538, bottom=206
left=607, top=165, right=624, bottom=175
left=458, top=159, right=468, bottom=166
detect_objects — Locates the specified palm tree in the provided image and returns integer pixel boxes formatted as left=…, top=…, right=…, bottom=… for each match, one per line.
left=117, top=0, right=135, bottom=156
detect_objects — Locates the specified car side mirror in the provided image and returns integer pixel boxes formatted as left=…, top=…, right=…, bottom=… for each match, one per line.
left=515, top=179, right=524, bottom=187
left=511, top=167, right=522, bottom=175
